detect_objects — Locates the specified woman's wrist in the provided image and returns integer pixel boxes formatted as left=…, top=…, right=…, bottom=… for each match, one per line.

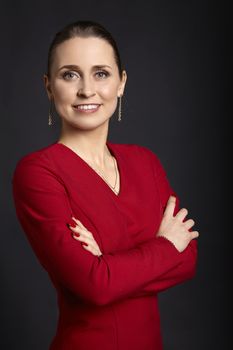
left=156, top=235, right=180, bottom=252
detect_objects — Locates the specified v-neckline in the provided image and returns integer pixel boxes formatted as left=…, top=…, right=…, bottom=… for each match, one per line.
left=54, top=140, right=122, bottom=198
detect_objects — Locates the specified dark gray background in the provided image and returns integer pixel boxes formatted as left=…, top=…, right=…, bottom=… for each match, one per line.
left=1, top=0, right=229, bottom=349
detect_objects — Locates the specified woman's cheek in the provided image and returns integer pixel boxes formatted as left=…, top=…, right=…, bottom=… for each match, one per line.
left=100, top=84, right=118, bottom=100
left=53, top=80, right=75, bottom=101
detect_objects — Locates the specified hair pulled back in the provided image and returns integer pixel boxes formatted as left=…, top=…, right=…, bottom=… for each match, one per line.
left=46, top=20, right=123, bottom=79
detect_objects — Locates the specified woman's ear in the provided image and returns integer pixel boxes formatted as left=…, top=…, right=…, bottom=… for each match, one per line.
left=118, top=70, right=127, bottom=97
left=43, top=74, right=53, bottom=99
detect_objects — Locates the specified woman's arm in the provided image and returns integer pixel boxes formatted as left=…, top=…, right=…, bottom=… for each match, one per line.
left=69, top=203, right=197, bottom=297
left=12, top=152, right=187, bottom=306
left=131, top=146, right=198, bottom=295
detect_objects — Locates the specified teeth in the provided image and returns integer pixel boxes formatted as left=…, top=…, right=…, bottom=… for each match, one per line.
left=76, top=104, right=99, bottom=110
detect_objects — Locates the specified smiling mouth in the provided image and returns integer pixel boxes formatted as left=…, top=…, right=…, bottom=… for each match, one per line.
left=72, top=104, right=101, bottom=113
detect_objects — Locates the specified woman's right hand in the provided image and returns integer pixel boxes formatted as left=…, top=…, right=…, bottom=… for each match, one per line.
left=157, top=196, right=199, bottom=252
left=68, top=217, right=103, bottom=257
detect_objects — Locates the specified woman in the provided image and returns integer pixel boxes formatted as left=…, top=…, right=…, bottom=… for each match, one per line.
left=12, top=20, right=199, bottom=350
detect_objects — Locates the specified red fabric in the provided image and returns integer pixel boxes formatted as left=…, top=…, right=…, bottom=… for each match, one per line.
left=12, top=141, right=197, bottom=350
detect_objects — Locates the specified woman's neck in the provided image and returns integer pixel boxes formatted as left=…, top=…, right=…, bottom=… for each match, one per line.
left=57, top=135, right=112, bottom=169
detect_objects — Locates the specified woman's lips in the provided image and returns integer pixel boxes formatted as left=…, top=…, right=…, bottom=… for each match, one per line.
left=72, top=104, right=101, bottom=113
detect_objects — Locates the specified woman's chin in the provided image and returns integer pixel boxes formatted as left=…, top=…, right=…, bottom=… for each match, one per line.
left=62, top=117, right=110, bottom=131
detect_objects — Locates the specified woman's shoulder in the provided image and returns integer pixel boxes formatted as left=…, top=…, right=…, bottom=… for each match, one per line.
left=110, top=141, right=159, bottom=160
left=12, top=142, right=57, bottom=180
left=111, top=142, right=164, bottom=175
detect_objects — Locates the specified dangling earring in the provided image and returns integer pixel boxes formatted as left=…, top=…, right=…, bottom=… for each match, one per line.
left=48, top=99, right=53, bottom=126
left=118, top=95, right=122, bottom=122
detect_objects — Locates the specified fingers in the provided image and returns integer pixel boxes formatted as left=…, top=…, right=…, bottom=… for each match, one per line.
left=72, top=232, right=96, bottom=247
left=69, top=219, right=92, bottom=239
left=68, top=217, right=102, bottom=256
left=164, top=195, right=176, bottom=218
left=82, top=243, right=102, bottom=257
left=176, top=207, right=188, bottom=221
left=72, top=232, right=102, bottom=256
left=72, top=217, right=86, bottom=230
left=184, top=219, right=195, bottom=230
left=72, top=226, right=92, bottom=239
left=73, top=235, right=102, bottom=256
left=190, top=230, right=199, bottom=239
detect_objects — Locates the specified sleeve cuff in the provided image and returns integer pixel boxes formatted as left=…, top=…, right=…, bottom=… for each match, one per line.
left=155, top=235, right=180, bottom=254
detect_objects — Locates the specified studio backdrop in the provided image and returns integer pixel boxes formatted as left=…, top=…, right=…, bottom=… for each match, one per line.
left=0, top=0, right=229, bottom=349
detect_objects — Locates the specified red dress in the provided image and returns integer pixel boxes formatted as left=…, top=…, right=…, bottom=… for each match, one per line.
left=11, top=141, right=197, bottom=350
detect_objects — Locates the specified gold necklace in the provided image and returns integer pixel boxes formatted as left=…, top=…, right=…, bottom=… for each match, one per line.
left=88, top=155, right=119, bottom=194
left=57, top=142, right=119, bottom=194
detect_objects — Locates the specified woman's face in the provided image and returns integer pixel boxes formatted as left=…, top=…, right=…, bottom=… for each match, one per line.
left=44, top=36, right=127, bottom=131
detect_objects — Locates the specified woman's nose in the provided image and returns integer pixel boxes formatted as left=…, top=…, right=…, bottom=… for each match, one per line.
left=77, top=77, right=96, bottom=98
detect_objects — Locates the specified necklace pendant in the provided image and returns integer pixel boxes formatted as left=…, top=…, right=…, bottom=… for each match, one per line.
left=92, top=155, right=119, bottom=194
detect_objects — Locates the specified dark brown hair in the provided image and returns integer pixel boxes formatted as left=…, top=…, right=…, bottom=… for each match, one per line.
left=46, top=20, right=123, bottom=79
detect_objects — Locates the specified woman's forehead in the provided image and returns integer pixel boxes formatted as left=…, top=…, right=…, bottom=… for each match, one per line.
left=53, top=37, right=116, bottom=67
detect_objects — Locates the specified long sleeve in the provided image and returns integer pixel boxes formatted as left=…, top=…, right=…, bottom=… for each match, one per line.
left=131, top=146, right=197, bottom=296
left=12, top=152, right=187, bottom=307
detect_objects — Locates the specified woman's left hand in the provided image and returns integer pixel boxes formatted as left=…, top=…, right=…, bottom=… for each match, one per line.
left=68, top=217, right=102, bottom=257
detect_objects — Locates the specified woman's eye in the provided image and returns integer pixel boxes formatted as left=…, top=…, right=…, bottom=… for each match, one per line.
left=96, top=71, right=109, bottom=79
left=62, top=71, right=78, bottom=80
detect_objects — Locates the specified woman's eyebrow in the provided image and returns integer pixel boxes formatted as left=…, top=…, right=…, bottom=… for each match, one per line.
left=58, top=64, right=112, bottom=71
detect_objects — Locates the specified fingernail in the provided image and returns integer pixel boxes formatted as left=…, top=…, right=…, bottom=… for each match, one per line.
left=73, top=232, right=80, bottom=237
left=81, top=242, right=88, bottom=246
left=67, top=222, right=76, bottom=228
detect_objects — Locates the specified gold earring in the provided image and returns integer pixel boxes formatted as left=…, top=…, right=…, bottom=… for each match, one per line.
left=48, top=99, right=53, bottom=126
left=118, top=95, right=122, bottom=121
